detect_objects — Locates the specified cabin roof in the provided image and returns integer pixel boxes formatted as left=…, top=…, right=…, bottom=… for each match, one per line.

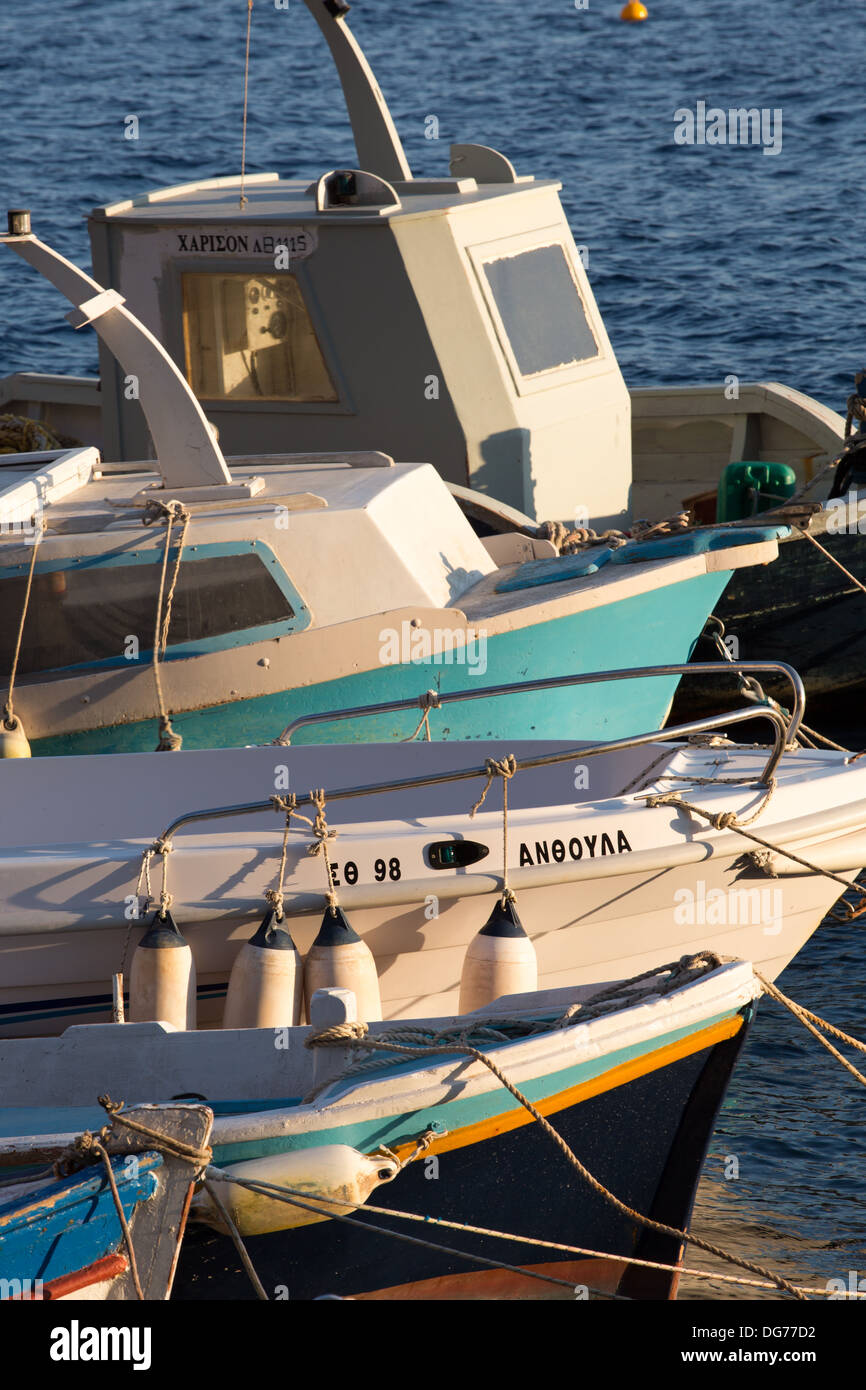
left=0, top=455, right=467, bottom=533
left=90, top=174, right=562, bottom=225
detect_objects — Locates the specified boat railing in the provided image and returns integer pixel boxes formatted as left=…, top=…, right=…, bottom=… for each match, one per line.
left=156, top=699, right=790, bottom=846
left=274, top=660, right=805, bottom=748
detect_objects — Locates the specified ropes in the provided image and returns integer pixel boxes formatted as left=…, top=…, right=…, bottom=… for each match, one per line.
left=297, top=978, right=805, bottom=1300
left=204, top=1177, right=269, bottom=1300
left=3, top=521, right=41, bottom=734
left=204, top=1169, right=861, bottom=1300
left=0, top=413, right=65, bottom=454
left=756, top=974, right=866, bottom=1089
left=203, top=1168, right=625, bottom=1299
left=643, top=787, right=866, bottom=913
left=301, top=954, right=725, bottom=1097
left=797, top=524, right=866, bottom=596
left=239, top=0, right=254, bottom=211
left=51, top=1095, right=213, bottom=1303
left=144, top=499, right=191, bottom=752
left=401, top=689, right=441, bottom=742
left=467, top=754, right=517, bottom=906
left=535, top=511, right=689, bottom=556
left=96, top=1143, right=144, bottom=1300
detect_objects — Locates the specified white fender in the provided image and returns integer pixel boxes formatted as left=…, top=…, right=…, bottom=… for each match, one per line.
left=303, top=906, right=382, bottom=1023
left=459, top=896, right=538, bottom=1014
left=191, top=1144, right=400, bottom=1235
left=129, top=910, right=196, bottom=1030
left=223, top=909, right=303, bottom=1029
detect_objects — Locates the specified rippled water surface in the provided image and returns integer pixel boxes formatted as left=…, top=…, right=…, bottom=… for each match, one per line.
left=1, top=0, right=864, bottom=1302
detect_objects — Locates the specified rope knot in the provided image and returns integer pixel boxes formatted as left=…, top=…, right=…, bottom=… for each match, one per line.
left=403, top=689, right=442, bottom=742
left=305, top=1020, right=370, bottom=1048
left=469, top=754, right=517, bottom=818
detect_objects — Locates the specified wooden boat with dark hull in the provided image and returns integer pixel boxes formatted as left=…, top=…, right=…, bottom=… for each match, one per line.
left=1, top=959, right=760, bottom=1301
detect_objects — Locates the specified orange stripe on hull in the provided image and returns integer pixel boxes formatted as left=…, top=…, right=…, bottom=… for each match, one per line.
left=394, top=1013, right=744, bottom=1162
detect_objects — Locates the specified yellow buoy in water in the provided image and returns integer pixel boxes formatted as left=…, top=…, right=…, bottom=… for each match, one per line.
left=303, top=905, right=382, bottom=1023
left=129, top=910, right=196, bottom=1030
left=620, top=1, right=648, bottom=19
left=0, top=715, right=31, bottom=758
left=458, top=897, right=538, bottom=1014
left=222, top=908, right=303, bottom=1029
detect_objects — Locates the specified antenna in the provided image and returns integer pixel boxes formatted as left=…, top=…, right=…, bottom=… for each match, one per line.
left=302, top=0, right=411, bottom=183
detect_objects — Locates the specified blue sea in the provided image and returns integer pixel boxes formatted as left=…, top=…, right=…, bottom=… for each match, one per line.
left=1, top=0, right=865, bottom=1303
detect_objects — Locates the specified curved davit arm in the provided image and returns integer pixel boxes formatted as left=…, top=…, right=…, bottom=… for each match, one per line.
left=0, top=228, right=232, bottom=490
left=302, top=0, right=412, bottom=183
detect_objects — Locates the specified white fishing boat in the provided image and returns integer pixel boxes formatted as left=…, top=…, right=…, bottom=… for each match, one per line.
left=2, top=671, right=864, bottom=1037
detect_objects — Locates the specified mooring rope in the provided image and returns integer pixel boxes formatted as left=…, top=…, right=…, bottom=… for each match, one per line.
left=203, top=1176, right=269, bottom=1300
left=797, top=523, right=866, bottom=595
left=143, top=498, right=191, bottom=752
left=202, top=1168, right=626, bottom=1299
left=95, top=1142, right=144, bottom=1301
left=755, top=973, right=866, bottom=1088
left=203, top=1169, right=863, bottom=1300
left=302, top=1001, right=805, bottom=1298
left=642, top=788, right=866, bottom=915
left=3, top=521, right=41, bottom=736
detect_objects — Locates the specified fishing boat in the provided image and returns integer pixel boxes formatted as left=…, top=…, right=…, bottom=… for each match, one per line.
left=2, top=0, right=860, bottom=710
left=0, top=956, right=762, bottom=1300
left=0, top=222, right=784, bottom=757
left=2, top=669, right=866, bottom=1037
left=0, top=1102, right=212, bottom=1301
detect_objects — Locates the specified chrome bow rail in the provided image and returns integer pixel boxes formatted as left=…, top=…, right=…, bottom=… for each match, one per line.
left=156, top=675, right=796, bottom=845
left=273, top=660, right=804, bottom=747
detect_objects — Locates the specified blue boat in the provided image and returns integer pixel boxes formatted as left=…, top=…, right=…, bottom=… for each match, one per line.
left=0, top=1103, right=212, bottom=1302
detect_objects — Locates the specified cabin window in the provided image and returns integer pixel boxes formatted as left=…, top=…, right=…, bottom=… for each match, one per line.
left=481, top=245, right=598, bottom=377
left=0, top=547, right=304, bottom=677
left=181, top=272, right=338, bottom=402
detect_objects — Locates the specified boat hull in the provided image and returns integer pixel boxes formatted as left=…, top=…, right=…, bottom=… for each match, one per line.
left=26, top=571, right=730, bottom=755
left=171, top=1008, right=752, bottom=1301
left=1, top=741, right=864, bottom=1036
left=0, top=1105, right=212, bottom=1302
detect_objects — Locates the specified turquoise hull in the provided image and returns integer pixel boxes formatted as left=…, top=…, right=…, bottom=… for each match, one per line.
left=32, top=570, right=730, bottom=755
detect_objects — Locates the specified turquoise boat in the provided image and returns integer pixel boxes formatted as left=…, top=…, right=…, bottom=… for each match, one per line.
left=0, top=226, right=786, bottom=757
